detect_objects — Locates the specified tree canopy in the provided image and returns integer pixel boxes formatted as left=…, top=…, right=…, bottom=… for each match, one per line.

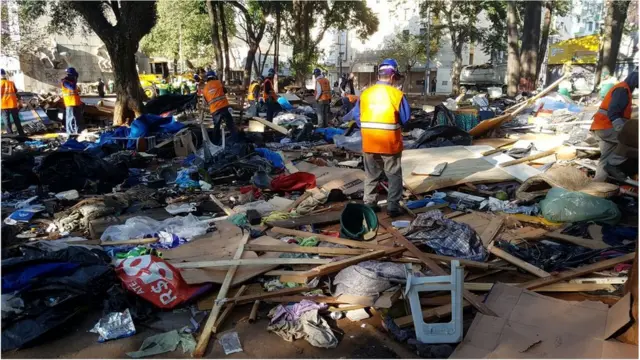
left=281, top=0, right=379, bottom=84
left=380, top=31, right=440, bottom=73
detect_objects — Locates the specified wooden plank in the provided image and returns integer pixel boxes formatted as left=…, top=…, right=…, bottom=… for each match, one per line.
left=468, top=113, right=513, bottom=138
left=479, top=217, right=504, bottom=247
left=263, top=295, right=351, bottom=304
left=463, top=282, right=616, bottom=292
left=519, top=252, right=636, bottom=290
left=444, top=211, right=465, bottom=219
left=270, top=227, right=393, bottom=251
left=393, top=254, right=493, bottom=270
left=244, top=244, right=369, bottom=256
left=489, top=246, right=551, bottom=278
left=395, top=301, right=472, bottom=327
left=212, top=285, right=247, bottom=333
left=499, top=146, right=562, bottom=167
left=277, top=151, right=299, bottom=174
left=251, top=116, right=289, bottom=135
left=546, top=230, right=610, bottom=250
left=380, top=221, right=497, bottom=317
left=248, top=300, right=260, bottom=323
left=229, top=286, right=312, bottom=305
left=172, top=257, right=332, bottom=269
left=194, top=233, right=249, bottom=357
left=209, top=194, right=235, bottom=216
left=266, top=210, right=343, bottom=228
left=480, top=139, right=519, bottom=156
left=302, top=250, right=392, bottom=278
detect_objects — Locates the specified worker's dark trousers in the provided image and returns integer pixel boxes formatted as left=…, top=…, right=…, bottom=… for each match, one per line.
left=1, top=108, right=25, bottom=135
left=363, top=152, right=403, bottom=212
left=266, top=101, right=280, bottom=122
left=316, top=101, right=330, bottom=128
left=65, top=105, right=84, bottom=135
left=341, top=97, right=353, bottom=114
left=212, top=107, right=238, bottom=145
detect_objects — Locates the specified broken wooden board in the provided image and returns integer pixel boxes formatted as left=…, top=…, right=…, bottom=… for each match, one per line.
left=468, top=113, right=513, bottom=137
left=295, top=161, right=365, bottom=195
left=163, top=222, right=300, bottom=285
left=250, top=116, right=289, bottom=135
left=265, top=210, right=343, bottom=228
left=401, top=146, right=517, bottom=194
left=546, top=230, right=611, bottom=250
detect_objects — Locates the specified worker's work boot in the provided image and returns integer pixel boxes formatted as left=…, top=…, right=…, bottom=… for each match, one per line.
left=605, top=164, right=629, bottom=182
left=364, top=202, right=381, bottom=212
left=386, top=206, right=406, bottom=218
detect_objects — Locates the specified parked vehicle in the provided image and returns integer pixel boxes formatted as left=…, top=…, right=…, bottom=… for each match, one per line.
left=459, top=63, right=507, bottom=93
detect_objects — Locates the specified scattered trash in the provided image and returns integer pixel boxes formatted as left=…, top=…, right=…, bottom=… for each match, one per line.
left=127, top=330, right=196, bottom=358
left=90, top=309, right=136, bottom=342
left=218, top=331, right=243, bottom=355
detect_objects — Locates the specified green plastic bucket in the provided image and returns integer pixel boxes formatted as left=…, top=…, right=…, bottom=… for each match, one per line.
left=340, top=203, right=379, bottom=240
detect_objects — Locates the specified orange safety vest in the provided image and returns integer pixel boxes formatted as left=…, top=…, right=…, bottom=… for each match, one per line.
left=262, top=78, right=277, bottom=101
left=591, top=82, right=633, bottom=131
left=359, top=83, right=404, bottom=155
left=346, top=94, right=358, bottom=104
left=247, top=82, right=259, bottom=101
left=316, top=77, right=331, bottom=101
left=203, top=79, right=230, bottom=114
left=1, top=79, right=18, bottom=109
left=61, top=79, right=81, bottom=107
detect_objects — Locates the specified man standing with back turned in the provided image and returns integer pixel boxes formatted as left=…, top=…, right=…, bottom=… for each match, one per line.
left=61, top=67, right=84, bottom=135
left=353, top=58, right=410, bottom=217
left=314, top=68, right=331, bottom=127
left=203, top=70, right=238, bottom=144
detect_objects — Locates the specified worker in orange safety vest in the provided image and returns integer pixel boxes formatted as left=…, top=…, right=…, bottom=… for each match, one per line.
left=261, top=68, right=280, bottom=122
left=590, top=69, right=637, bottom=181
left=314, top=68, right=332, bottom=127
left=61, top=67, right=84, bottom=135
left=1, top=69, right=24, bottom=136
left=202, top=70, right=237, bottom=144
left=352, top=58, right=411, bottom=217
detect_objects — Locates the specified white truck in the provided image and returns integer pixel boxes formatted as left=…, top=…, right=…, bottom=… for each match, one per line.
left=459, top=63, right=507, bottom=93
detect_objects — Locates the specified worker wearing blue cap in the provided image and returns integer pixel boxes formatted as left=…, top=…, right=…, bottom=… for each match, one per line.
left=352, top=58, right=410, bottom=217
left=1, top=69, right=24, bottom=135
left=61, top=67, right=84, bottom=134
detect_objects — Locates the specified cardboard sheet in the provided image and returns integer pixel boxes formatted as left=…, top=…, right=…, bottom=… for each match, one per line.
left=450, top=283, right=637, bottom=359
left=296, top=161, right=364, bottom=195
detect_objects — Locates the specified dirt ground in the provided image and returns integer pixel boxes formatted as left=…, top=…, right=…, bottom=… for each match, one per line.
left=5, top=302, right=417, bottom=359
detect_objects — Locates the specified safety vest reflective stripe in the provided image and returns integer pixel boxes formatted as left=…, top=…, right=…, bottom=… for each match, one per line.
left=207, top=95, right=227, bottom=104
left=360, top=122, right=401, bottom=130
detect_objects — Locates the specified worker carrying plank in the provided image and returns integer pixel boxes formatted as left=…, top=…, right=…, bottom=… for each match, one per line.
left=314, top=68, right=332, bottom=128
left=352, top=58, right=411, bottom=217
left=590, top=69, right=638, bottom=181
left=1, top=69, right=25, bottom=136
left=203, top=70, right=237, bottom=144
left=61, top=67, right=84, bottom=135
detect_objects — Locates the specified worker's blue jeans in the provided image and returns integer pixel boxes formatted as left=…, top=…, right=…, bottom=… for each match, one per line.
left=212, top=107, right=237, bottom=144
left=1, top=108, right=25, bottom=135
left=65, top=106, right=84, bottom=135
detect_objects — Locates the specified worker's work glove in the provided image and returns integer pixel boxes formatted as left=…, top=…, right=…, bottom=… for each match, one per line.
left=612, top=118, right=626, bottom=132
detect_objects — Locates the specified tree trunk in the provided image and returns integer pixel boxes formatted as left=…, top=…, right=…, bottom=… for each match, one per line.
left=218, top=2, right=231, bottom=84
left=537, top=3, right=553, bottom=87
left=519, top=1, right=542, bottom=92
left=206, top=0, right=223, bottom=76
left=243, top=44, right=258, bottom=88
left=451, top=47, right=463, bottom=95
left=595, top=0, right=630, bottom=87
left=173, top=55, right=178, bottom=76
left=106, top=40, right=144, bottom=126
left=506, top=1, right=520, bottom=96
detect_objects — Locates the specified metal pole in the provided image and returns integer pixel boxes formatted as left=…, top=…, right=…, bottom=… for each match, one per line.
left=424, top=4, right=430, bottom=101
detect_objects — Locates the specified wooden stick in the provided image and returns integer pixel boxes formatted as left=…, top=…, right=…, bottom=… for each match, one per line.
left=244, top=244, right=369, bottom=256
left=504, top=73, right=571, bottom=115
left=393, top=254, right=497, bottom=270
left=194, top=233, right=249, bottom=357
left=489, top=246, right=551, bottom=278
left=212, top=285, right=247, bottom=333
left=301, top=250, right=391, bottom=277
left=263, top=295, right=351, bottom=304
left=546, top=231, right=610, bottom=250
left=270, top=227, right=393, bottom=251
left=172, top=257, right=332, bottom=269
left=251, top=116, right=289, bottom=135
left=229, top=286, right=312, bottom=305
left=480, top=139, right=518, bottom=156
left=249, top=300, right=260, bottom=323
left=499, top=146, right=562, bottom=167
left=463, top=282, right=615, bottom=292
left=479, top=217, right=504, bottom=247
left=209, top=194, right=235, bottom=216
left=519, top=252, right=636, bottom=290
left=380, top=221, right=497, bottom=317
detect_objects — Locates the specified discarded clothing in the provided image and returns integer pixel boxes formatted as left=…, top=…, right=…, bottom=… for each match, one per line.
left=333, top=261, right=405, bottom=297
left=100, top=214, right=209, bottom=242
left=270, top=172, right=317, bottom=192
left=126, top=330, right=196, bottom=358
left=479, top=197, right=539, bottom=215
left=255, top=148, right=285, bottom=169
left=406, top=210, right=485, bottom=261
left=267, top=308, right=338, bottom=348
left=269, top=300, right=327, bottom=324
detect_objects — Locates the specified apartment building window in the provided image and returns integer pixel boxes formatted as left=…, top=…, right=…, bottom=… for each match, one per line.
left=403, top=30, right=410, bottom=36
left=587, top=22, right=593, bottom=32
left=420, top=28, right=426, bottom=35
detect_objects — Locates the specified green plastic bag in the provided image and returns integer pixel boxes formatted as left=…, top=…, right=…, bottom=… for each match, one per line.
left=340, top=203, right=378, bottom=240
left=539, top=188, right=621, bottom=225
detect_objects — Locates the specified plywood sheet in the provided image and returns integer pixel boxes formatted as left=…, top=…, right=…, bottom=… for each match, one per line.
left=296, top=161, right=364, bottom=195
left=401, top=146, right=515, bottom=194
left=165, top=221, right=292, bottom=285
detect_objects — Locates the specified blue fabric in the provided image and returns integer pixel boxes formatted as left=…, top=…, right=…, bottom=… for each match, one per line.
left=602, top=224, right=638, bottom=246
left=406, top=198, right=447, bottom=210
left=277, top=96, right=294, bottom=110
left=2, top=262, right=80, bottom=293
left=608, top=88, right=630, bottom=122
left=314, top=127, right=345, bottom=142
left=60, top=138, right=90, bottom=150
left=62, top=79, right=76, bottom=91
left=255, top=148, right=284, bottom=169
left=128, top=114, right=184, bottom=149
left=353, top=81, right=410, bottom=127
